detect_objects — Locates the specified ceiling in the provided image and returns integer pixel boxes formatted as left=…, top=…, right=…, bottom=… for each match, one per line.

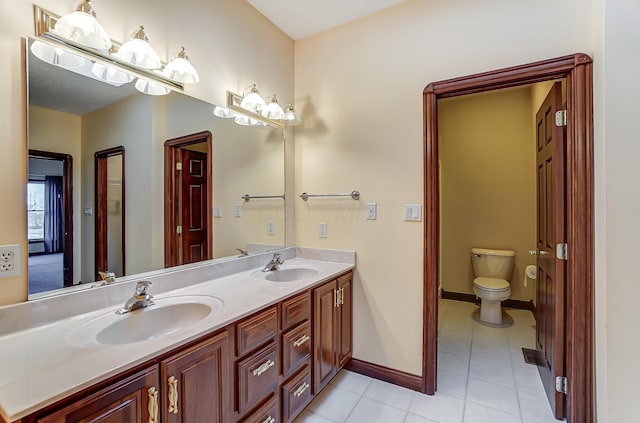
left=246, top=0, right=409, bottom=40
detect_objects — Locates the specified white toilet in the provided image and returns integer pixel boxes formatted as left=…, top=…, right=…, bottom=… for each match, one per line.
left=471, top=247, right=515, bottom=325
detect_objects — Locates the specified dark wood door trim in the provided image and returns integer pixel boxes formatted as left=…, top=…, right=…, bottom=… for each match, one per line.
left=164, top=131, right=213, bottom=267
left=94, top=146, right=126, bottom=280
left=423, top=54, right=594, bottom=423
left=28, top=149, right=73, bottom=287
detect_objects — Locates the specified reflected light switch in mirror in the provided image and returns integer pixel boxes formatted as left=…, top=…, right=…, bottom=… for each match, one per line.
left=84, top=207, right=93, bottom=216
left=267, top=221, right=274, bottom=235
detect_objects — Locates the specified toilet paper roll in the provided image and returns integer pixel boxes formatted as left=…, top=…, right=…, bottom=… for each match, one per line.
left=523, top=264, right=537, bottom=288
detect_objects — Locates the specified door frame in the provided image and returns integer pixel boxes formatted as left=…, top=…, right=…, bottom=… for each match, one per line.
left=94, top=146, right=126, bottom=280
left=164, top=131, right=213, bottom=267
left=28, top=149, right=74, bottom=287
left=422, top=54, right=594, bottom=423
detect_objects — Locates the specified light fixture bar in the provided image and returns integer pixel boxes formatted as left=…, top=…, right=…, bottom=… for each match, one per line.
left=226, top=91, right=285, bottom=129
left=33, top=5, right=183, bottom=92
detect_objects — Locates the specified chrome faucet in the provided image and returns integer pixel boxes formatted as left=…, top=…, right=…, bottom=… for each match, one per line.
left=236, top=248, right=249, bottom=257
left=116, top=281, right=154, bottom=315
left=262, top=253, right=284, bottom=272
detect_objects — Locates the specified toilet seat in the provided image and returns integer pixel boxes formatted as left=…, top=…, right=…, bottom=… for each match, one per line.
left=473, top=277, right=510, bottom=291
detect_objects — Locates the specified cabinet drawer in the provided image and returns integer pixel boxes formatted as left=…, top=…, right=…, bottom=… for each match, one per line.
left=282, top=321, right=311, bottom=378
left=239, top=396, right=278, bottom=423
left=237, top=343, right=278, bottom=414
left=237, top=307, right=277, bottom=356
left=281, top=366, right=312, bottom=423
left=281, top=292, right=310, bottom=330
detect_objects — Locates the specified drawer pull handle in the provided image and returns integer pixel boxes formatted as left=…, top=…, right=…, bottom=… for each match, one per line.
left=262, top=416, right=275, bottom=423
left=253, top=359, right=275, bottom=376
left=293, top=334, right=310, bottom=348
left=294, top=381, right=310, bottom=398
left=148, top=387, right=159, bottom=423
left=168, top=376, right=179, bottom=414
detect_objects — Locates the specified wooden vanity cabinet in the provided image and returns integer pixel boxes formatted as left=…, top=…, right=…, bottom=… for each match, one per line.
left=160, top=331, right=229, bottom=423
left=313, top=272, right=353, bottom=393
left=37, top=366, right=160, bottom=423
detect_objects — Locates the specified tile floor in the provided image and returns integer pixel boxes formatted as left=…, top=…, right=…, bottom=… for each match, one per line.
left=294, top=299, right=562, bottom=423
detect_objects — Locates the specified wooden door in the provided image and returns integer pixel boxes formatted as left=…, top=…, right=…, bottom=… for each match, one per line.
left=336, top=273, right=353, bottom=368
left=535, top=81, right=566, bottom=419
left=161, top=332, right=229, bottom=423
left=313, top=280, right=337, bottom=393
left=180, top=149, right=209, bottom=264
left=38, top=367, right=158, bottom=423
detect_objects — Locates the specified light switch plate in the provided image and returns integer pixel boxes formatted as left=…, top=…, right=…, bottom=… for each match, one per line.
left=267, top=221, right=275, bottom=236
left=319, top=223, right=328, bottom=239
left=83, top=207, right=93, bottom=216
left=214, top=206, right=222, bottom=218
left=403, top=204, right=422, bottom=221
left=366, top=203, right=377, bottom=220
left=234, top=204, right=242, bottom=217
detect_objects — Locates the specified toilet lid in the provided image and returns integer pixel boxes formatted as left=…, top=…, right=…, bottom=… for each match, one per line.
left=473, top=277, right=510, bottom=291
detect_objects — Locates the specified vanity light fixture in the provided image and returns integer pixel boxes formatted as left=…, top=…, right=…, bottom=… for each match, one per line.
left=222, top=86, right=300, bottom=129
left=163, top=47, right=200, bottom=84
left=33, top=4, right=200, bottom=96
left=239, top=84, right=267, bottom=113
left=116, top=26, right=161, bottom=69
left=52, top=0, right=111, bottom=51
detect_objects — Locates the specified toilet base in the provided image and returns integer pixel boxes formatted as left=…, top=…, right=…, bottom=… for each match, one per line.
left=479, top=298, right=503, bottom=324
left=471, top=308, right=513, bottom=328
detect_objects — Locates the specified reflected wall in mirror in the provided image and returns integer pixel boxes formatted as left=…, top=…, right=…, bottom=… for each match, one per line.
left=27, top=37, right=285, bottom=296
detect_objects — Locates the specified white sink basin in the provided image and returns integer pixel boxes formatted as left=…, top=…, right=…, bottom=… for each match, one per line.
left=68, top=295, right=223, bottom=346
left=255, top=266, right=319, bottom=282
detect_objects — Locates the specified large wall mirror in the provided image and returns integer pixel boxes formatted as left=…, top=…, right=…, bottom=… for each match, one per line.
left=26, top=37, right=285, bottom=297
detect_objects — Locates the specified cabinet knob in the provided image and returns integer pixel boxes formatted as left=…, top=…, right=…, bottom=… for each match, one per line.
left=253, top=359, right=275, bottom=377
left=147, top=387, right=159, bottom=423
left=168, top=376, right=179, bottom=414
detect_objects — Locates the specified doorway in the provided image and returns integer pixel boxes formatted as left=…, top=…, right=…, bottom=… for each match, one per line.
left=95, top=147, right=126, bottom=280
left=164, top=131, right=213, bottom=267
left=423, top=54, right=594, bottom=423
left=27, top=150, right=73, bottom=293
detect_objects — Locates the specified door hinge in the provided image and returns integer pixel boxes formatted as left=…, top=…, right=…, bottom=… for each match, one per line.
left=555, top=110, right=567, bottom=127
left=556, top=376, right=568, bottom=394
left=176, top=162, right=182, bottom=171
left=556, top=243, right=568, bottom=260
left=176, top=225, right=182, bottom=235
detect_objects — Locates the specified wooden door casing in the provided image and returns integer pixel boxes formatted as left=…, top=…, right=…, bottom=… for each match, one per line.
left=160, top=331, right=229, bottom=423
left=37, top=366, right=158, bottom=423
left=180, top=149, right=209, bottom=265
left=535, top=81, right=566, bottom=419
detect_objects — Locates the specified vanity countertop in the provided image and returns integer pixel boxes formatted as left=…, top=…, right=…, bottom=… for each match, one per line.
left=0, top=251, right=354, bottom=422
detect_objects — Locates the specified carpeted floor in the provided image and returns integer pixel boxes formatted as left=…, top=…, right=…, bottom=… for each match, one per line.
left=28, top=253, right=64, bottom=294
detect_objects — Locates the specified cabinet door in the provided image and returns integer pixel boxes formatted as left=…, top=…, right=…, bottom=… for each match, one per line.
left=161, top=331, right=229, bottom=423
left=313, top=280, right=337, bottom=393
left=336, top=273, right=353, bottom=368
left=38, top=366, right=159, bottom=423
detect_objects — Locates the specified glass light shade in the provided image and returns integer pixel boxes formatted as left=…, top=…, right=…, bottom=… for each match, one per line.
left=261, top=96, right=285, bottom=120
left=163, top=47, right=199, bottom=83
left=283, top=105, right=302, bottom=126
left=30, top=40, right=85, bottom=68
left=91, top=63, right=135, bottom=84
left=117, top=37, right=161, bottom=69
left=240, top=85, right=266, bottom=112
left=234, top=114, right=261, bottom=126
left=135, top=78, right=170, bottom=96
left=213, top=106, right=236, bottom=118
left=53, top=1, right=112, bottom=51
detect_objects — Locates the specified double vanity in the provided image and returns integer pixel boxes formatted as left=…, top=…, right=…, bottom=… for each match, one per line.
left=0, top=248, right=355, bottom=423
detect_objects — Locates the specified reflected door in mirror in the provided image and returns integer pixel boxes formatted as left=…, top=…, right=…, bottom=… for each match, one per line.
left=95, top=147, right=125, bottom=279
left=181, top=149, right=209, bottom=264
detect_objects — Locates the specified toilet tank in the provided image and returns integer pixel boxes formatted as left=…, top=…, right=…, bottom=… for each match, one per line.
left=471, top=248, right=516, bottom=280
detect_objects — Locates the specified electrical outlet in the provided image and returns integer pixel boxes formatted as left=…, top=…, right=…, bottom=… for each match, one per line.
left=0, top=244, right=21, bottom=278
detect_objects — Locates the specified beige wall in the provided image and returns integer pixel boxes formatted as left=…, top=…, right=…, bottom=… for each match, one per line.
left=28, top=106, right=82, bottom=284
left=438, top=87, right=536, bottom=302
left=0, top=0, right=293, bottom=304
left=294, top=0, right=593, bottom=376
